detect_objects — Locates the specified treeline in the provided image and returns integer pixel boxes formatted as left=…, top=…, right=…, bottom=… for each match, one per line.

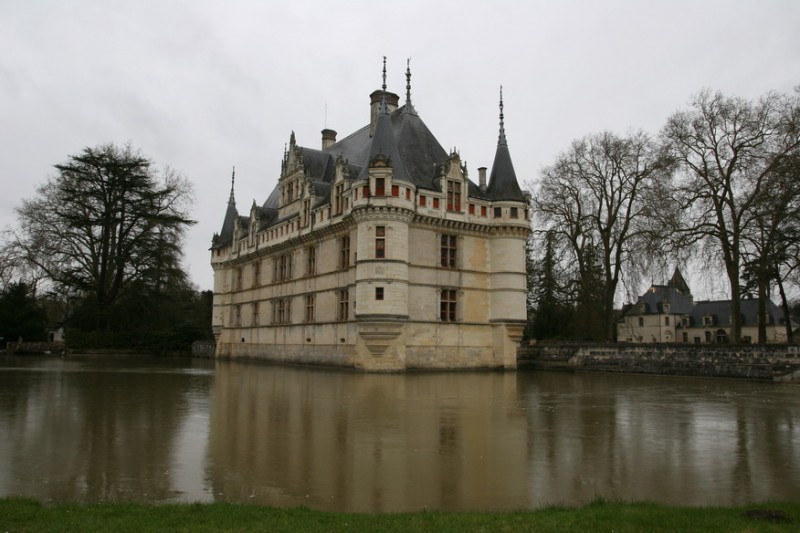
left=525, top=88, right=800, bottom=343
left=1, top=144, right=213, bottom=352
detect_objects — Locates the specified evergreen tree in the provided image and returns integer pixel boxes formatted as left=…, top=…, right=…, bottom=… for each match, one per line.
left=0, top=282, right=48, bottom=345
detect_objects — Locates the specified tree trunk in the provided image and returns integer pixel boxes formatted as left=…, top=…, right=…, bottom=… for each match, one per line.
left=776, top=274, right=794, bottom=343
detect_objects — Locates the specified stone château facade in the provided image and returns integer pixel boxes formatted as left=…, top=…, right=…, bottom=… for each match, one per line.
left=211, top=62, right=530, bottom=370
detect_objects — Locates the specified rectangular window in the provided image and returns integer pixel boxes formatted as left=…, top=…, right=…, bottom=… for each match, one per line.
left=375, top=287, right=384, bottom=300
left=406, top=188, right=411, bottom=200
left=665, top=316, right=670, bottom=326
left=433, top=198, right=440, bottom=209
left=468, top=204, right=475, bottom=215
left=305, top=294, right=315, bottom=323
left=440, top=234, right=457, bottom=268
left=276, top=253, right=293, bottom=282
left=335, top=183, right=344, bottom=214
left=494, top=207, right=502, bottom=218
left=363, top=185, right=370, bottom=198
left=339, top=236, right=350, bottom=269
left=375, top=226, right=386, bottom=258
left=234, top=268, right=243, bottom=291
left=252, top=262, right=260, bottom=287
left=303, top=199, right=311, bottom=227
left=272, top=298, right=291, bottom=324
left=375, top=178, right=385, bottom=196
left=420, top=195, right=426, bottom=207
left=252, top=303, right=259, bottom=326
left=440, top=289, right=457, bottom=322
left=306, top=246, right=316, bottom=276
left=682, top=332, right=688, bottom=343
left=446, top=180, right=461, bottom=211
left=638, top=317, right=644, bottom=327
left=338, top=289, right=349, bottom=321
left=391, top=185, right=399, bottom=197
left=510, top=207, right=518, bottom=218
left=481, top=206, right=487, bottom=217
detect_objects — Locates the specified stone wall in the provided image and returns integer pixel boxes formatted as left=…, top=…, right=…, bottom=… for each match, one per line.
left=519, top=342, right=800, bottom=381
left=191, top=340, right=217, bottom=358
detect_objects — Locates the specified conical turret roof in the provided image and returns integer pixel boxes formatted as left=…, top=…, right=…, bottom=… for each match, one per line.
left=486, top=87, right=525, bottom=202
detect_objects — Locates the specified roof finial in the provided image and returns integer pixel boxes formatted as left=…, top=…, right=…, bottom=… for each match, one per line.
left=403, top=58, right=417, bottom=115
left=382, top=56, right=387, bottom=93
left=378, top=56, right=389, bottom=115
left=498, top=85, right=507, bottom=146
left=405, top=58, right=412, bottom=105
left=228, top=166, right=236, bottom=206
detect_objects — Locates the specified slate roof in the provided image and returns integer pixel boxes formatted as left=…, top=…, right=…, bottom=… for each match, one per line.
left=690, top=299, right=790, bottom=327
left=486, top=90, right=525, bottom=202
left=627, top=285, right=695, bottom=315
left=326, top=104, right=449, bottom=190
left=213, top=77, right=526, bottom=247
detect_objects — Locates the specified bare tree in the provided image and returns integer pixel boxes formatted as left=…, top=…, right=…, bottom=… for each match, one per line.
left=533, top=131, right=674, bottom=341
left=663, top=89, right=800, bottom=342
left=13, top=143, right=195, bottom=329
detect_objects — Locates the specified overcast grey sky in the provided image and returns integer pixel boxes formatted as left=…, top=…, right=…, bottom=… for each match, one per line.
left=2, top=0, right=799, bottom=295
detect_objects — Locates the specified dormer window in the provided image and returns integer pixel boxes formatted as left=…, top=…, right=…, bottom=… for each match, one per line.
left=663, top=303, right=670, bottom=314
left=446, top=180, right=461, bottom=212
left=375, top=178, right=385, bottom=196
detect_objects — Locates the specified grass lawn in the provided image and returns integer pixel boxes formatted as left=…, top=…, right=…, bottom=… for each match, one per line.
left=1, top=498, right=797, bottom=532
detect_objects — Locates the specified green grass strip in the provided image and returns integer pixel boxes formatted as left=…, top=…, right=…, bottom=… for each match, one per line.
left=1, top=497, right=797, bottom=532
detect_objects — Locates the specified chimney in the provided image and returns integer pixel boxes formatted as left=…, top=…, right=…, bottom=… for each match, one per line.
left=321, top=129, right=337, bottom=150
left=369, top=90, right=400, bottom=136
left=478, top=167, right=487, bottom=192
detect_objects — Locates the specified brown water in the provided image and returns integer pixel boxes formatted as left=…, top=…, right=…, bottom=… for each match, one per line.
left=0, top=355, right=797, bottom=511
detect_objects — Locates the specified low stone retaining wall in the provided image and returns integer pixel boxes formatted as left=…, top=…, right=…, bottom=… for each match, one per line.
left=8, top=341, right=67, bottom=354
left=191, top=340, right=216, bottom=358
left=518, top=343, right=800, bottom=381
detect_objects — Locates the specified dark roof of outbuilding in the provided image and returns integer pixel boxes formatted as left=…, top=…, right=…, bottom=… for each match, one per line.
left=626, top=285, right=695, bottom=315
left=690, top=299, right=791, bottom=327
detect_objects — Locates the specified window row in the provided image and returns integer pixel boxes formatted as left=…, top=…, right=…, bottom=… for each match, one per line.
left=234, top=231, right=464, bottom=290
left=229, top=287, right=461, bottom=326
left=232, top=237, right=352, bottom=289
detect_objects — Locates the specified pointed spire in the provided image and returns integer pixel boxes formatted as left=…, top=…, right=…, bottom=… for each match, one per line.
left=669, top=267, right=691, bottom=296
left=498, top=85, right=507, bottom=147
left=379, top=56, right=389, bottom=115
left=228, top=166, right=236, bottom=206
left=486, top=87, right=524, bottom=202
left=359, top=56, right=409, bottom=183
left=404, top=58, right=416, bottom=115
left=216, top=165, right=240, bottom=246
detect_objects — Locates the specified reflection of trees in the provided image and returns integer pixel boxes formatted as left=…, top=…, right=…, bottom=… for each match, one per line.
left=0, top=358, right=203, bottom=502
left=207, top=364, right=529, bottom=512
left=518, top=372, right=800, bottom=507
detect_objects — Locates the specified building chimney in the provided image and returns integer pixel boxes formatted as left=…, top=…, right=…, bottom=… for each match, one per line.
left=369, top=90, right=400, bottom=136
left=321, top=129, right=337, bottom=150
left=478, top=167, right=487, bottom=192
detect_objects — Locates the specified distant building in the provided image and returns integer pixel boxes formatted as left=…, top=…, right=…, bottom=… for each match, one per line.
left=617, top=269, right=796, bottom=343
left=210, top=62, right=530, bottom=370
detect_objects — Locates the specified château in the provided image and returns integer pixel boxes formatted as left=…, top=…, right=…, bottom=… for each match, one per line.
left=211, top=61, right=530, bottom=370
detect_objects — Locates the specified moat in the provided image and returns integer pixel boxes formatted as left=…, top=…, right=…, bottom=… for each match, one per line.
left=0, top=355, right=797, bottom=512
